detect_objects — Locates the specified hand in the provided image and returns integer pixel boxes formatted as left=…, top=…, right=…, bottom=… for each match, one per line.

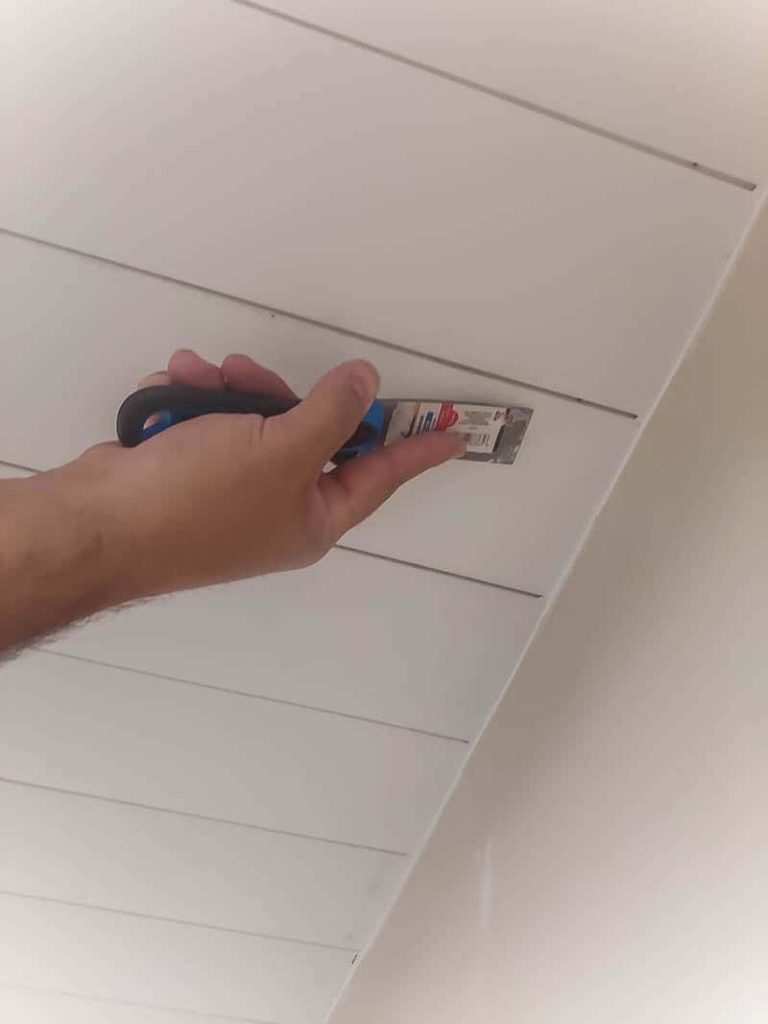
left=59, top=349, right=465, bottom=603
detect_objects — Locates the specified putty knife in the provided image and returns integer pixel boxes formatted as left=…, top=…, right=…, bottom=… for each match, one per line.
left=117, top=385, right=532, bottom=465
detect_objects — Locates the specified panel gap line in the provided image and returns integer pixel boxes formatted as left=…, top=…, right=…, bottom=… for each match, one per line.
left=0, top=777, right=409, bottom=857
left=0, top=459, right=37, bottom=474
left=0, top=984, right=275, bottom=1024
left=0, top=890, right=359, bottom=953
left=0, top=227, right=639, bottom=419
left=336, top=544, right=543, bottom=598
left=230, top=0, right=758, bottom=193
left=1, top=458, right=543, bottom=599
left=32, top=648, right=470, bottom=744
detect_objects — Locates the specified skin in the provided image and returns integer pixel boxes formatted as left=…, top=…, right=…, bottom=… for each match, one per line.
left=0, top=349, right=465, bottom=654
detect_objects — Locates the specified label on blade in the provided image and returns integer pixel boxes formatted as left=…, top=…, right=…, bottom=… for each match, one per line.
left=384, top=402, right=510, bottom=455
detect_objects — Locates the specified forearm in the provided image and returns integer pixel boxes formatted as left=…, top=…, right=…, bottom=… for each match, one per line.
left=0, top=353, right=461, bottom=653
left=0, top=465, right=130, bottom=653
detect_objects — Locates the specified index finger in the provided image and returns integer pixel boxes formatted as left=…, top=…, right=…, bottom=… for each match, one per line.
left=168, top=349, right=225, bottom=389
left=222, top=353, right=296, bottom=399
left=137, top=370, right=171, bottom=389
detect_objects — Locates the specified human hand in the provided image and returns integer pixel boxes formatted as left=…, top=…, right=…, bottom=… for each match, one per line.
left=62, top=349, right=465, bottom=603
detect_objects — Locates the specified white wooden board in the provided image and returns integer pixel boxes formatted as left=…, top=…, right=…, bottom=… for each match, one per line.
left=261, top=0, right=768, bottom=185
left=2, top=426, right=537, bottom=738
left=0, top=781, right=405, bottom=949
left=0, top=0, right=754, bottom=412
left=0, top=989, right=255, bottom=1024
left=0, top=893, right=352, bottom=1024
left=44, top=551, right=539, bottom=739
left=0, top=234, right=636, bottom=594
left=0, top=651, right=464, bottom=853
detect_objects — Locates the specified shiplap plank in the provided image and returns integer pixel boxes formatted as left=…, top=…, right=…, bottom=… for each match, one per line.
left=261, top=0, right=768, bottom=184
left=0, top=988, right=261, bottom=1024
left=1, top=449, right=536, bottom=738
left=0, top=0, right=753, bottom=412
left=0, top=650, right=463, bottom=852
left=0, top=234, right=635, bottom=594
left=44, top=552, right=538, bottom=738
left=0, top=894, right=351, bottom=1024
left=0, top=781, right=405, bottom=949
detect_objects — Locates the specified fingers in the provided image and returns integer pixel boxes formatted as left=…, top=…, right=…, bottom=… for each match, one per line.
left=137, top=370, right=171, bottom=389
left=137, top=350, right=223, bottom=401
left=222, top=353, right=296, bottom=399
left=146, top=351, right=296, bottom=398
left=280, top=360, right=380, bottom=467
left=168, top=349, right=225, bottom=389
left=319, top=429, right=466, bottom=536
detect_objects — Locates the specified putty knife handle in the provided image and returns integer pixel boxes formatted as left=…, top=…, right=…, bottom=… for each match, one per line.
left=116, top=384, right=383, bottom=462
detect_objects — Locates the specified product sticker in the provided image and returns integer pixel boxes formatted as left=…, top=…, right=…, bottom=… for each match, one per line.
left=384, top=401, right=511, bottom=455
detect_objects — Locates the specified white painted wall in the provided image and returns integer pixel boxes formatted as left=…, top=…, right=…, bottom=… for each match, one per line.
left=330, top=199, right=768, bottom=1023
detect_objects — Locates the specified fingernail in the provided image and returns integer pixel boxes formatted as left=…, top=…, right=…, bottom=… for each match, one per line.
left=349, top=360, right=380, bottom=405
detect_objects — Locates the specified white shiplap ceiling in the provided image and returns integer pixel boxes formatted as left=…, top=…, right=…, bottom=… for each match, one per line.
left=0, top=0, right=755, bottom=412
left=0, top=236, right=636, bottom=593
left=0, top=1, right=764, bottom=1022
left=249, top=0, right=768, bottom=184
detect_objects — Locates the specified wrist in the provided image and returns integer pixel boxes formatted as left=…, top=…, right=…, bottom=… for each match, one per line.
left=42, top=451, right=151, bottom=610
left=57, top=445, right=194, bottom=606
left=0, top=457, right=138, bottom=651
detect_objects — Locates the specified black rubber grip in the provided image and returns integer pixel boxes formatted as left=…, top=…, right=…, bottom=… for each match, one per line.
left=116, top=384, right=378, bottom=456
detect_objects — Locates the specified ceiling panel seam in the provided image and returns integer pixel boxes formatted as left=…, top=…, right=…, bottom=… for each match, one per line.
left=0, top=890, right=360, bottom=954
left=0, top=777, right=409, bottom=857
left=1, top=459, right=544, bottom=596
left=335, top=545, right=542, bottom=598
left=230, top=0, right=758, bottom=193
left=0, top=459, right=34, bottom=474
left=33, top=648, right=472, bottom=742
left=0, top=228, right=639, bottom=419
left=0, top=984, right=274, bottom=1024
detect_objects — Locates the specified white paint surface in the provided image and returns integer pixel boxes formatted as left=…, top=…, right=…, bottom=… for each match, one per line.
left=0, top=651, right=464, bottom=852
left=0, top=781, right=405, bottom=949
left=0, top=234, right=636, bottom=594
left=0, top=989, right=254, bottom=1024
left=330, top=198, right=768, bottom=1024
left=261, top=0, right=768, bottom=184
left=0, top=893, right=352, bottom=1024
left=0, top=0, right=754, bottom=412
left=4, top=442, right=538, bottom=743
left=1, top=3, right=763, bottom=1020
left=43, top=550, right=539, bottom=739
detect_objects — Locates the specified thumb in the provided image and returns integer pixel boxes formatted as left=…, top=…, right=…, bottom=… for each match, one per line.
left=318, top=430, right=465, bottom=536
left=281, top=360, right=380, bottom=467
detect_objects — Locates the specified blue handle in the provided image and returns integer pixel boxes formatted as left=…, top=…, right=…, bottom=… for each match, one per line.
left=141, top=400, right=386, bottom=452
left=342, top=399, right=385, bottom=457
left=117, top=385, right=385, bottom=463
